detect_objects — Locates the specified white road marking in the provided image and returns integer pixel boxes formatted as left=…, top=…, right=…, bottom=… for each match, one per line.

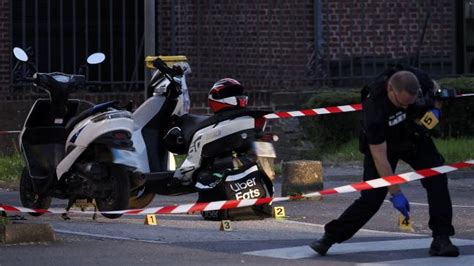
left=357, top=255, right=474, bottom=266
left=243, top=238, right=474, bottom=260
left=54, top=229, right=166, bottom=244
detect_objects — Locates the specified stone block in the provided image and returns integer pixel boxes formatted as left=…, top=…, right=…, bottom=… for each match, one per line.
left=0, top=223, right=56, bottom=244
left=281, top=160, right=323, bottom=197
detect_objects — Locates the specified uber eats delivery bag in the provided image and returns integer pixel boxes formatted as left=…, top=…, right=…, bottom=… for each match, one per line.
left=195, top=164, right=273, bottom=221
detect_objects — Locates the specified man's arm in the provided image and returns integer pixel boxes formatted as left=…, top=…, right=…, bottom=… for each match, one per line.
left=369, top=142, right=400, bottom=194
left=370, top=142, right=410, bottom=219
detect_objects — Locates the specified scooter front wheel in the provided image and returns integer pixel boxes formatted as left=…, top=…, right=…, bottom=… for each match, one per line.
left=95, top=165, right=130, bottom=219
left=128, top=187, right=155, bottom=209
left=19, top=167, right=52, bottom=216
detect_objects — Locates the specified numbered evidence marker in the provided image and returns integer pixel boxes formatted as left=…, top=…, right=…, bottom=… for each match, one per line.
left=273, top=206, right=286, bottom=219
left=220, top=220, right=233, bottom=231
left=398, top=215, right=414, bottom=232
left=420, top=111, right=439, bottom=130
left=144, top=214, right=158, bottom=225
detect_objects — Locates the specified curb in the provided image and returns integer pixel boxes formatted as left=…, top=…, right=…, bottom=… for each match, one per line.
left=1, top=223, right=56, bottom=244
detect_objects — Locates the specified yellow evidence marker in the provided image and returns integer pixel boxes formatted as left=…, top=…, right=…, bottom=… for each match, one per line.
left=220, top=220, right=233, bottom=231
left=144, top=214, right=158, bottom=225
left=273, top=206, right=286, bottom=219
left=398, top=215, right=414, bottom=232
left=420, top=111, right=439, bottom=130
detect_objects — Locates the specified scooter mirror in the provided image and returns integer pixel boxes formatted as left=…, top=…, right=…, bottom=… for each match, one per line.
left=87, top=53, right=106, bottom=65
left=13, top=47, right=28, bottom=62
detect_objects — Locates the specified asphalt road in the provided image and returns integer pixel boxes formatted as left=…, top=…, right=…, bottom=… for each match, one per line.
left=1, top=166, right=473, bottom=265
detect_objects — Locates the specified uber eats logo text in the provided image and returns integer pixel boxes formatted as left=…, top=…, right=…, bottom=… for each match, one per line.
left=230, top=177, right=261, bottom=200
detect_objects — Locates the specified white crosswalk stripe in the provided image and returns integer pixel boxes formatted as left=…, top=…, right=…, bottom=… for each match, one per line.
left=243, top=238, right=474, bottom=261
left=357, top=255, right=474, bottom=266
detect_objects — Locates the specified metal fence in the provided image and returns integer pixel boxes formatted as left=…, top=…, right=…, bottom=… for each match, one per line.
left=11, top=0, right=145, bottom=92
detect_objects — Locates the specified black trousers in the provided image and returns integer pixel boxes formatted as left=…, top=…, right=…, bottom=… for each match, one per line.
left=324, top=137, right=455, bottom=243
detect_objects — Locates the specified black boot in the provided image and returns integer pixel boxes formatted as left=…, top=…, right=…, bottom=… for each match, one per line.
left=429, top=235, right=459, bottom=257
left=310, top=234, right=336, bottom=256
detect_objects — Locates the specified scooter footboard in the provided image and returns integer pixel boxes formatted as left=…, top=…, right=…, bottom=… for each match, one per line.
left=143, top=171, right=195, bottom=195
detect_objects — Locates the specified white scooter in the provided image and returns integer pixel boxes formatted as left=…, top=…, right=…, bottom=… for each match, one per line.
left=14, top=47, right=136, bottom=219
left=121, top=57, right=277, bottom=220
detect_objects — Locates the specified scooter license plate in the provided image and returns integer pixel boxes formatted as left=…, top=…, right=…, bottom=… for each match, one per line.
left=253, top=141, right=276, bottom=158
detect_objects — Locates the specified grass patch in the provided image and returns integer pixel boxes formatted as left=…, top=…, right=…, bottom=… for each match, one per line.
left=173, top=154, right=187, bottom=168
left=0, top=153, right=23, bottom=183
left=320, top=138, right=364, bottom=163
left=433, top=138, right=474, bottom=163
left=320, top=137, right=474, bottom=164
left=0, top=214, right=10, bottom=225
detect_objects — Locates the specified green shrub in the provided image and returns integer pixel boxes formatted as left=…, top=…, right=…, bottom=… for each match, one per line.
left=434, top=137, right=474, bottom=162
left=437, top=77, right=474, bottom=138
left=0, top=153, right=23, bottom=182
left=301, top=90, right=362, bottom=159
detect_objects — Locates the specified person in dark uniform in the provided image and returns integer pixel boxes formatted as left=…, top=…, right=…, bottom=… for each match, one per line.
left=310, top=65, right=459, bottom=257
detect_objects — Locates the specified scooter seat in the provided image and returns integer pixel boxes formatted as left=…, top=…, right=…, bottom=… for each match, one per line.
left=65, top=101, right=119, bottom=134
left=167, top=109, right=268, bottom=154
left=181, top=109, right=267, bottom=144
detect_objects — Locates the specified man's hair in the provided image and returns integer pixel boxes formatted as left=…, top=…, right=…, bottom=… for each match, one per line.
left=388, top=71, right=420, bottom=96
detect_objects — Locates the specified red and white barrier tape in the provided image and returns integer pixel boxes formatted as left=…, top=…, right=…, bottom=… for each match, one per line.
left=458, top=93, right=474, bottom=98
left=264, top=104, right=362, bottom=120
left=1, top=160, right=473, bottom=216
left=263, top=93, right=474, bottom=120
left=0, top=130, right=21, bottom=135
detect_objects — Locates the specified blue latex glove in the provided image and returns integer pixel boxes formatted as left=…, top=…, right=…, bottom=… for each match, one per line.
left=390, top=191, right=410, bottom=219
left=430, top=108, right=441, bottom=119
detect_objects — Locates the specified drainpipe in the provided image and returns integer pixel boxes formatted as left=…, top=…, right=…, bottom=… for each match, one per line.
left=144, top=0, right=156, bottom=99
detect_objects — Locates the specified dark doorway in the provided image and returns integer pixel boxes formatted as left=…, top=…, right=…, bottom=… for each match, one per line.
left=11, top=0, right=145, bottom=91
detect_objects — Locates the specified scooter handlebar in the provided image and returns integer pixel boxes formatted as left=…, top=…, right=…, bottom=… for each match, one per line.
left=152, top=58, right=184, bottom=78
left=32, top=72, right=88, bottom=92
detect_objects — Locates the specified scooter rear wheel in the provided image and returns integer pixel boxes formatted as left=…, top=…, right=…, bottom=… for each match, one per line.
left=95, top=165, right=130, bottom=219
left=19, top=167, right=52, bottom=216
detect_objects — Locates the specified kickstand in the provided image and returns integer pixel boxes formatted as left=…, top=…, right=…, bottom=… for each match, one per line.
left=61, top=199, right=74, bottom=220
left=92, top=201, right=97, bottom=221
left=1, top=210, right=26, bottom=221
left=9, top=214, right=27, bottom=221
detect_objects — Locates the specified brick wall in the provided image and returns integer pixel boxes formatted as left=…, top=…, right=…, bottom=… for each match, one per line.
left=157, top=1, right=455, bottom=88
left=322, top=0, right=453, bottom=61
left=157, top=0, right=315, bottom=92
